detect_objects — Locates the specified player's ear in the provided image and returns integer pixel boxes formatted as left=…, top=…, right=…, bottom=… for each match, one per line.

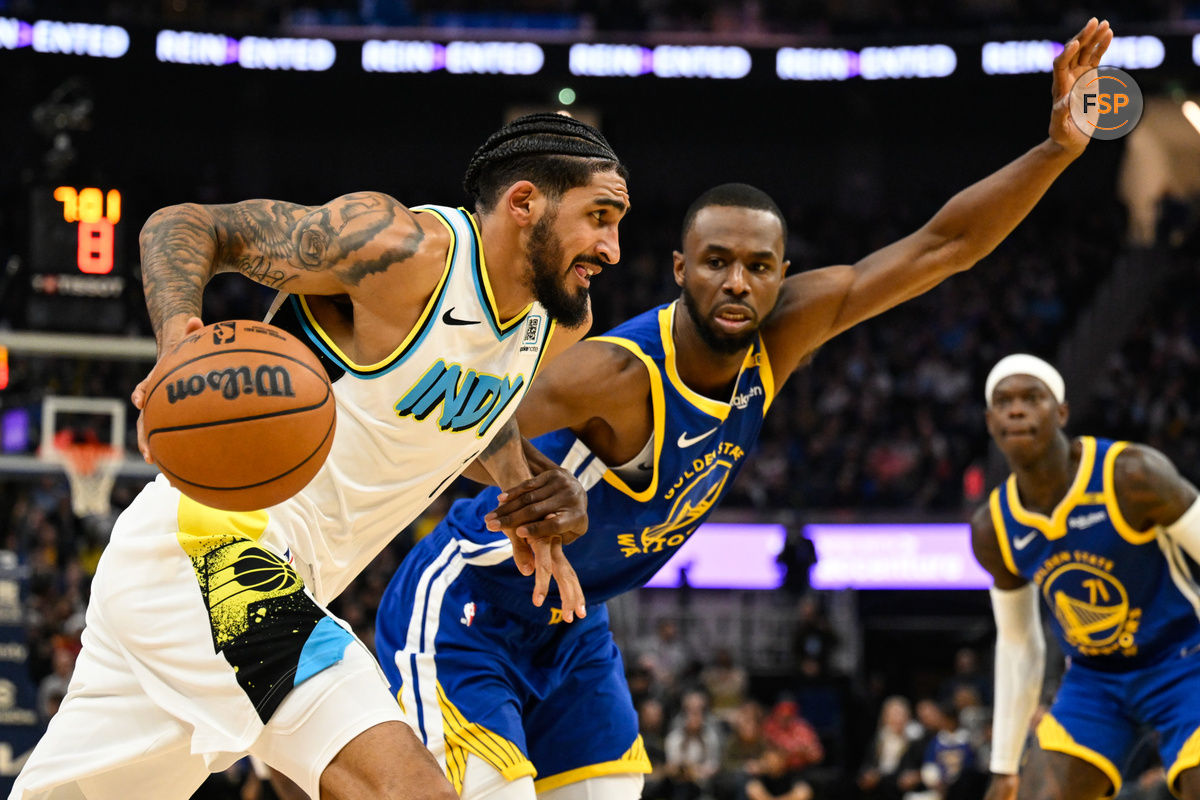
left=1058, top=400, right=1070, bottom=428
left=503, top=181, right=542, bottom=227
left=780, top=259, right=791, bottom=278
left=673, top=251, right=686, bottom=287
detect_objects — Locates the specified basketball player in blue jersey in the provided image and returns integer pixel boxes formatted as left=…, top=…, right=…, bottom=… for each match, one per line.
left=374, top=19, right=1115, bottom=800
left=13, top=114, right=628, bottom=800
left=973, top=354, right=1200, bottom=800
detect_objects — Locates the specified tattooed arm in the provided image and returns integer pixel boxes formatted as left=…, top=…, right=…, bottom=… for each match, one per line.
left=138, top=192, right=424, bottom=350
left=132, top=192, right=426, bottom=459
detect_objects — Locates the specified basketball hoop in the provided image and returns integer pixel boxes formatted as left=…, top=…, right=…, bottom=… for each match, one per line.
left=52, top=439, right=121, bottom=518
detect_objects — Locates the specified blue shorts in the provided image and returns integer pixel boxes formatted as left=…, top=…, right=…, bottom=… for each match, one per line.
left=375, top=528, right=650, bottom=792
left=1037, top=640, right=1200, bottom=797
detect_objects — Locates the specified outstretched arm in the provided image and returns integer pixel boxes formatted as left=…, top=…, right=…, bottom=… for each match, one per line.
left=971, top=504, right=1043, bottom=800
left=764, top=18, right=1114, bottom=379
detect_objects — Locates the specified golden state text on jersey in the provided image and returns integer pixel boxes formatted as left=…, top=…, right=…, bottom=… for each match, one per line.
left=991, top=437, right=1200, bottom=669
left=442, top=302, right=775, bottom=620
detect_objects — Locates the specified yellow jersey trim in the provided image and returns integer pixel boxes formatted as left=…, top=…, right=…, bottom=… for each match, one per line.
left=532, top=736, right=652, bottom=792
left=1005, top=437, right=1097, bottom=540
left=1036, top=713, right=1120, bottom=798
left=177, top=496, right=270, bottom=541
left=989, top=488, right=1020, bottom=577
left=296, top=207, right=454, bottom=372
left=1167, top=724, right=1200, bottom=792
left=436, top=682, right=534, bottom=791
left=590, top=335, right=665, bottom=503
left=466, top=210, right=533, bottom=335
left=532, top=319, right=560, bottom=379
left=1103, top=441, right=1158, bottom=545
left=756, top=340, right=776, bottom=415
left=661, top=304, right=732, bottom=421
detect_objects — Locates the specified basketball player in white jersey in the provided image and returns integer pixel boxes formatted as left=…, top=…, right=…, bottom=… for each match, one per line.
left=11, top=114, right=628, bottom=800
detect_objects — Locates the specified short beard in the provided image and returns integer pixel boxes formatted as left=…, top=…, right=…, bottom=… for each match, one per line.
left=527, top=210, right=590, bottom=328
left=681, top=284, right=758, bottom=355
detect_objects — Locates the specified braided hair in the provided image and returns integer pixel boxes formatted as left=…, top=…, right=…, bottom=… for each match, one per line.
left=463, top=113, right=627, bottom=212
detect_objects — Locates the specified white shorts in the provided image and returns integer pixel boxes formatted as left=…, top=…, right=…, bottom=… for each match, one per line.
left=10, top=476, right=403, bottom=800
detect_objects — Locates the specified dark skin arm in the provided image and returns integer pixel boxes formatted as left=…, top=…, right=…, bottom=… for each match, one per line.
left=970, top=503, right=1026, bottom=800
left=1111, top=444, right=1199, bottom=530
left=761, top=18, right=1113, bottom=384
left=470, top=416, right=586, bottom=621
left=504, top=339, right=654, bottom=466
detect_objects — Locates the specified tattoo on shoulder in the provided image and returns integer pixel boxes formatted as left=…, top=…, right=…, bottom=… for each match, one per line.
left=216, top=195, right=426, bottom=288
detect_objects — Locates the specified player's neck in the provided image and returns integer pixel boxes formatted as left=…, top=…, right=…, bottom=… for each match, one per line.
left=1011, top=433, right=1079, bottom=514
left=672, top=307, right=747, bottom=400
left=475, top=212, right=536, bottom=321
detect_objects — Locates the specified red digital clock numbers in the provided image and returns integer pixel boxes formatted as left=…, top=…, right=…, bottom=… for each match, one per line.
left=53, top=187, right=122, bottom=275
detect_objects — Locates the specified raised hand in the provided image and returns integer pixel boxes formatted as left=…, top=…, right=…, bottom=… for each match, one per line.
left=1050, top=17, right=1114, bottom=153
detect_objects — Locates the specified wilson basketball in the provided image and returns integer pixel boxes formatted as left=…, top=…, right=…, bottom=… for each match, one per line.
left=142, top=320, right=335, bottom=511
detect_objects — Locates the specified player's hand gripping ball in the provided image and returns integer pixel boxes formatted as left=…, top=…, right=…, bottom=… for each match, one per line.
left=142, top=320, right=335, bottom=511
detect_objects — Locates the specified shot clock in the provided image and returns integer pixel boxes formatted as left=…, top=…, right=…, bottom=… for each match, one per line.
left=27, top=184, right=128, bottom=332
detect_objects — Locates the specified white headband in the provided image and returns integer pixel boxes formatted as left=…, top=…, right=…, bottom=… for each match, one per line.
left=985, top=354, right=1065, bottom=406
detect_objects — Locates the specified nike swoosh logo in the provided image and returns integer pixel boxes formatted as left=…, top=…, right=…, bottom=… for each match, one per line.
left=442, top=307, right=480, bottom=326
left=677, top=427, right=718, bottom=448
left=1013, top=531, right=1038, bottom=550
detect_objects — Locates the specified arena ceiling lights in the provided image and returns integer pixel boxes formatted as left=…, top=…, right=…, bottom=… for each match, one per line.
left=0, top=17, right=1186, bottom=81
left=0, top=17, right=129, bottom=59
left=361, top=40, right=544, bottom=75
left=156, top=29, right=336, bottom=71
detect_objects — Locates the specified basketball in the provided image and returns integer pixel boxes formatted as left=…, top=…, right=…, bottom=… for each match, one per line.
left=142, top=320, right=336, bottom=511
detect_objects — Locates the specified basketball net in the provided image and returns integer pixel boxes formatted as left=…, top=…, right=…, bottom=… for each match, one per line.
left=51, top=433, right=121, bottom=518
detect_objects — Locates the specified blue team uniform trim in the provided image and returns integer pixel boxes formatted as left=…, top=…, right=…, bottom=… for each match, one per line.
left=293, top=616, right=354, bottom=687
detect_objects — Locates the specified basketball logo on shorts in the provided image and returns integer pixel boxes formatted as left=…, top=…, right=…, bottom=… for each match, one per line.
left=1043, top=561, right=1138, bottom=653
left=177, top=534, right=304, bottom=649
left=233, top=548, right=297, bottom=593
left=213, top=321, right=237, bottom=344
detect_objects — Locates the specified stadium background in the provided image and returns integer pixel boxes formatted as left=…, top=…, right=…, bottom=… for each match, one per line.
left=1, top=1, right=1199, bottom=797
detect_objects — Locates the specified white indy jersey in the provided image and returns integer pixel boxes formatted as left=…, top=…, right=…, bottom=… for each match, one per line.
left=264, top=204, right=555, bottom=603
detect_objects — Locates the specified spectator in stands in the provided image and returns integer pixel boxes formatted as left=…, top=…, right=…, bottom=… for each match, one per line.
left=716, top=701, right=768, bottom=800
left=35, top=640, right=74, bottom=721
left=664, top=690, right=722, bottom=800
left=640, top=698, right=671, bottom=800
left=702, top=648, right=750, bottom=724
left=857, top=696, right=919, bottom=800
left=640, top=618, right=694, bottom=692
left=792, top=596, right=838, bottom=680
left=763, top=698, right=824, bottom=773
left=917, top=702, right=985, bottom=800
left=744, top=746, right=814, bottom=800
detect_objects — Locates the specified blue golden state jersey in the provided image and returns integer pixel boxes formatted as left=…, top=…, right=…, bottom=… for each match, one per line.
left=991, top=436, right=1200, bottom=670
left=441, top=301, right=775, bottom=620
